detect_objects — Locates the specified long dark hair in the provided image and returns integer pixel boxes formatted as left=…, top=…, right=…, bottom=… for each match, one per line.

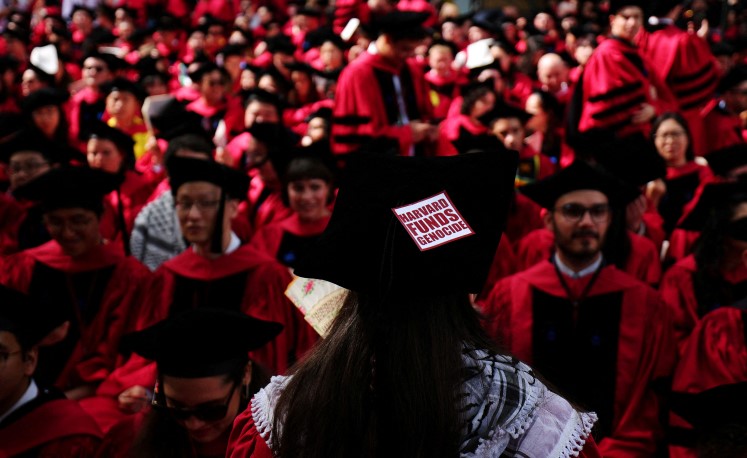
left=272, top=291, right=499, bottom=458
left=127, top=361, right=269, bottom=458
left=651, top=112, right=695, bottom=161
left=25, top=104, right=71, bottom=146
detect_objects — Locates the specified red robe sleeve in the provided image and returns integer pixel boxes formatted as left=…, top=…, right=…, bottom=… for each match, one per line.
left=227, top=407, right=274, bottom=458
left=514, top=229, right=554, bottom=272
left=625, top=232, right=662, bottom=286
left=659, top=255, right=700, bottom=354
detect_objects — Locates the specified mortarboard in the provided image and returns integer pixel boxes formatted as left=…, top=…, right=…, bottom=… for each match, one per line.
left=670, top=382, right=747, bottom=431
left=294, top=6, right=323, bottom=18
left=368, top=11, right=431, bottom=40
left=284, top=60, right=316, bottom=76
left=0, top=130, right=84, bottom=165
left=706, top=144, right=747, bottom=178
left=306, top=106, right=332, bottom=123
left=21, top=87, right=69, bottom=114
left=147, top=97, right=211, bottom=141
left=717, top=64, right=747, bottom=94
left=265, top=34, right=296, bottom=55
left=293, top=151, right=518, bottom=299
left=646, top=0, right=682, bottom=18
left=187, top=61, right=229, bottom=83
left=450, top=126, right=508, bottom=155
left=304, top=27, right=347, bottom=50
left=609, top=0, right=648, bottom=14
left=101, top=77, right=146, bottom=102
left=441, top=12, right=471, bottom=27
left=242, top=87, right=284, bottom=110
left=156, top=13, right=181, bottom=31
left=483, top=102, right=533, bottom=125
left=85, top=120, right=135, bottom=168
left=13, top=166, right=122, bottom=213
left=82, top=48, right=126, bottom=73
left=577, top=131, right=666, bottom=186
left=0, top=285, right=65, bottom=349
left=458, top=78, right=495, bottom=97
left=245, top=122, right=298, bottom=176
left=520, top=160, right=641, bottom=209
left=470, top=8, right=504, bottom=35
left=120, top=308, right=283, bottom=378
left=71, top=4, right=95, bottom=17
left=678, top=179, right=747, bottom=232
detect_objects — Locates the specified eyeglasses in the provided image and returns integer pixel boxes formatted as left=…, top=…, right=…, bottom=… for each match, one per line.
left=84, top=65, right=106, bottom=72
left=152, top=380, right=238, bottom=422
left=554, top=203, right=611, bottom=223
left=0, top=350, right=22, bottom=369
left=175, top=199, right=221, bottom=213
left=655, top=131, right=686, bottom=140
left=44, top=215, right=96, bottom=232
left=8, top=161, right=49, bottom=175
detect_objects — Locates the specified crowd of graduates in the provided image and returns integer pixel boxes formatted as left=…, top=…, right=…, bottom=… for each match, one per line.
left=0, top=0, right=746, bottom=456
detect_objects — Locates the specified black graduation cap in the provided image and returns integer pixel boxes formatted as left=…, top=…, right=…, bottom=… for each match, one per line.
left=168, top=156, right=250, bottom=200
left=82, top=49, right=126, bottom=73
left=195, top=13, right=227, bottom=34
left=578, top=131, right=667, bottom=187
left=242, top=87, right=284, bottom=111
left=485, top=103, right=533, bottom=124
left=3, top=23, right=30, bottom=44
left=101, top=77, right=146, bottom=102
left=470, top=8, right=504, bottom=35
left=13, top=166, right=123, bottom=213
left=670, top=382, right=747, bottom=431
left=293, top=151, right=519, bottom=299
left=428, top=38, right=459, bottom=58
left=646, top=0, right=681, bottom=18
left=304, top=27, right=347, bottom=50
left=717, top=64, right=747, bottom=94
left=306, top=106, right=332, bottom=123
left=188, top=61, right=228, bottom=83
left=459, top=78, right=495, bottom=97
left=85, top=120, right=135, bottom=168
left=520, top=160, right=641, bottom=209
left=20, top=87, right=70, bottom=114
left=265, top=34, right=296, bottom=55
left=368, top=11, right=431, bottom=39
left=441, top=12, right=471, bottom=26
left=0, top=285, right=65, bottom=349
left=609, top=0, right=648, bottom=14
left=707, top=144, right=747, bottom=178
left=0, top=130, right=85, bottom=165
left=156, top=13, right=182, bottom=31
left=149, top=98, right=210, bottom=142
left=294, top=6, right=322, bottom=18
left=71, top=4, right=95, bottom=17
left=284, top=60, right=316, bottom=75
left=246, top=122, right=298, bottom=176
left=450, top=127, right=508, bottom=155
left=218, top=43, right=248, bottom=59
left=120, top=308, right=283, bottom=378
left=678, top=179, right=747, bottom=231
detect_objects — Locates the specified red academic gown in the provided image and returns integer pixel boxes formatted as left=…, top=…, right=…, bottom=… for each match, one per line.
left=504, top=192, right=544, bottom=245
left=424, top=71, right=464, bottom=121
left=695, top=98, right=745, bottom=157
left=667, top=304, right=747, bottom=458
left=67, top=87, right=105, bottom=147
left=515, top=144, right=556, bottom=186
left=659, top=254, right=747, bottom=354
left=106, top=170, right=160, bottom=235
left=513, top=228, right=662, bottom=286
left=0, top=241, right=150, bottom=391
left=0, top=388, right=102, bottom=458
left=636, top=23, right=720, bottom=152
left=331, top=51, right=433, bottom=156
left=186, top=96, right=244, bottom=139
left=238, top=177, right=293, bottom=234
left=480, top=261, right=675, bottom=457
left=658, top=162, right=712, bottom=236
left=435, top=114, right=488, bottom=157
left=577, top=37, right=675, bottom=139
left=247, top=213, right=330, bottom=270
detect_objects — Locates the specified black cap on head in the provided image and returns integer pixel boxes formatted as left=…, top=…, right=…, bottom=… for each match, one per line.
left=120, top=308, right=283, bottom=378
left=0, top=130, right=85, bottom=165
left=578, top=132, right=667, bottom=186
left=242, top=87, right=284, bottom=111
left=450, top=126, right=508, bottom=155
left=0, top=285, right=65, bottom=349
left=265, top=34, right=296, bottom=55
left=305, top=27, right=347, bottom=51
left=85, top=120, right=135, bottom=170
left=21, top=87, right=69, bottom=114
left=717, top=64, right=747, bottom=94
left=670, top=382, right=747, bottom=431
left=101, top=77, right=146, bottom=102
left=520, top=160, right=641, bottom=209
left=647, top=0, right=682, bottom=18
left=470, top=9, right=504, bottom=35
left=13, top=166, right=122, bottom=213
left=369, top=11, right=431, bottom=40
left=168, top=156, right=250, bottom=200
left=148, top=98, right=211, bottom=141
left=284, top=60, right=315, bottom=75
left=609, top=0, right=647, bottom=14
left=678, top=179, right=747, bottom=231
left=482, top=102, right=533, bottom=125
left=188, top=61, right=228, bottom=84
left=707, top=144, right=747, bottom=178
left=293, top=151, right=518, bottom=298
left=246, top=122, right=299, bottom=176
left=82, top=49, right=125, bottom=73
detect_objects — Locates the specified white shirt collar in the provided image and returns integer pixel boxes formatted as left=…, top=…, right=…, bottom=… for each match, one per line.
left=192, top=231, right=241, bottom=255
left=0, top=379, right=38, bottom=423
left=554, top=254, right=603, bottom=279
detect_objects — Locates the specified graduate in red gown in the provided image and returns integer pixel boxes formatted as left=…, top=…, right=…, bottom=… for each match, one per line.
left=479, top=161, right=676, bottom=456
left=248, top=154, right=334, bottom=271
left=423, top=40, right=464, bottom=122
left=659, top=180, right=747, bottom=353
left=330, top=11, right=437, bottom=157
left=66, top=51, right=119, bottom=145
left=435, top=80, right=495, bottom=157
left=96, top=308, right=280, bottom=458
left=695, top=65, right=746, bottom=156
left=0, top=285, right=102, bottom=458
left=0, top=167, right=151, bottom=400
left=572, top=0, right=675, bottom=140
left=185, top=62, right=244, bottom=139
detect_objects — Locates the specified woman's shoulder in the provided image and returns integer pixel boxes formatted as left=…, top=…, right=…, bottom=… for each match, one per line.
left=228, top=376, right=289, bottom=458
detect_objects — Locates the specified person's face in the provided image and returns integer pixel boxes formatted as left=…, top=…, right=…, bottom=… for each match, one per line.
left=492, top=118, right=526, bottom=151
left=31, top=105, right=60, bottom=138
left=609, top=6, right=643, bottom=41
left=725, top=80, right=747, bottom=113
left=545, top=190, right=611, bottom=263
left=188, top=31, right=206, bottom=52
left=106, top=90, right=139, bottom=120
left=468, top=26, right=491, bottom=43
left=441, top=22, right=462, bottom=43
left=288, top=178, right=330, bottom=221
left=240, top=69, right=257, bottom=91
left=176, top=182, right=238, bottom=247
left=87, top=138, right=124, bottom=173
left=291, top=71, right=312, bottom=97
left=533, top=13, right=554, bottom=32
left=654, top=118, right=689, bottom=167
left=44, top=208, right=101, bottom=258
left=379, top=36, right=422, bottom=62
left=538, top=62, right=568, bottom=93
left=162, top=374, right=242, bottom=445
left=223, top=55, right=242, bottom=80
left=257, top=74, right=279, bottom=94
left=525, top=94, right=547, bottom=132
left=8, top=151, right=51, bottom=191
left=21, top=69, right=44, bottom=96
left=117, top=20, right=134, bottom=40
left=306, top=117, right=327, bottom=142
left=428, top=48, right=453, bottom=75
left=320, top=42, right=343, bottom=69
left=574, top=43, right=594, bottom=66
left=245, top=139, right=279, bottom=185
left=470, top=91, right=496, bottom=120
left=82, top=57, right=112, bottom=88
left=200, top=70, right=227, bottom=105
left=0, top=331, right=37, bottom=413
left=244, top=101, right=279, bottom=128
left=72, top=10, right=93, bottom=30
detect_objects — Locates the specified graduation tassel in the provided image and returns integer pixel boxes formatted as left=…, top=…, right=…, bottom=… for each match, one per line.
left=116, top=185, right=131, bottom=256
left=211, top=187, right=226, bottom=255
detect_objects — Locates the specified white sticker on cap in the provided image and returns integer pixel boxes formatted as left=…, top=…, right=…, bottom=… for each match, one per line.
left=392, top=191, right=474, bottom=251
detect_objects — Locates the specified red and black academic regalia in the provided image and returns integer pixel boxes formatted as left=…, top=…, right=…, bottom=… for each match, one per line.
left=664, top=228, right=700, bottom=265
left=106, top=170, right=160, bottom=235
left=667, top=303, right=747, bottom=458
left=0, top=192, right=28, bottom=255
left=695, top=98, right=745, bottom=157
left=0, top=388, right=102, bottom=458
left=424, top=71, right=464, bottom=121
left=331, top=51, right=433, bottom=156
left=480, top=261, right=675, bottom=456
left=248, top=213, right=330, bottom=270
left=238, top=176, right=293, bottom=234
left=636, top=23, right=720, bottom=152
left=658, top=162, right=712, bottom=236
left=67, top=87, right=105, bottom=147
left=659, top=254, right=747, bottom=354
left=434, top=114, right=488, bottom=157
left=0, top=241, right=151, bottom=391
left=576, top=37, right=675, bottom=139
left=143, top=244, right=317, bottom=375
left=513, top=228, right=662, bottom=286
left=186, top=96, right=244, bottom=139
left=515, top=144, right=556, bottom=187
left=504, top=191, right=544, bottom=245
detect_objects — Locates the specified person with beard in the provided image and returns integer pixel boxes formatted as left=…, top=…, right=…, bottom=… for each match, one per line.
left=479, top=161, right=676, bottom=456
